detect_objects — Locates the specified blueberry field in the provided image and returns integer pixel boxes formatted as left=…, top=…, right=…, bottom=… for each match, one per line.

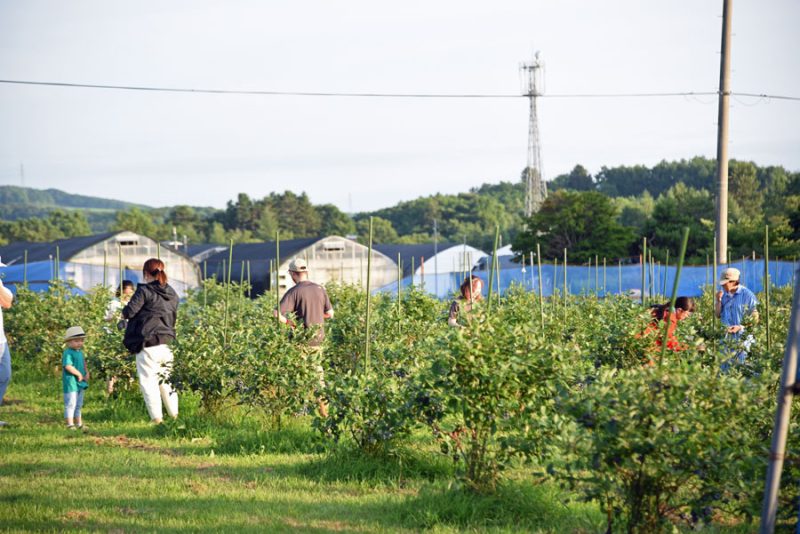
left=1, top=277, right=797, bottom=533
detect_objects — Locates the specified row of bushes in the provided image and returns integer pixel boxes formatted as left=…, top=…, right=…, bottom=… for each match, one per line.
left=5, top=279, right=795, bottom=532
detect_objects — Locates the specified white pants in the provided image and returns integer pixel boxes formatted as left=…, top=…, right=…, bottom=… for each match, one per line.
left=135, top=345, right=178, bottom=421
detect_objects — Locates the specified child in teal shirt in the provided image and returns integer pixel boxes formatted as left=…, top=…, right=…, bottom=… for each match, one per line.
left=62, top=326, right=89, bottom=430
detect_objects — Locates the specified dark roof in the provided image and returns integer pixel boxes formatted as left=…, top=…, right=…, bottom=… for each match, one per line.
left=0, top=232, right=116, bottom=265
left=202, top=238, right=320, bottom=265
left=185, top=243, right=227, bottom=262
left=374, top=242, right=458, bottom=276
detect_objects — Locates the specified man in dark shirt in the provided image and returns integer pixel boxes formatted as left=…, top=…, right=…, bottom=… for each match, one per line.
left=277, top=259, right=334, bottom=342
left=275, top=258, right=333, bottom=416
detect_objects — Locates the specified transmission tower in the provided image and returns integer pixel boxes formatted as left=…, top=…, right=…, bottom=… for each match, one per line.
left=521, top=51, right=547, bottom=217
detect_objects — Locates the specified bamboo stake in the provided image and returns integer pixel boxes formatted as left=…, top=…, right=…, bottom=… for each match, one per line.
left=102, top=250, right=107, bottom=288
left=529, top=252, right=534, bottom=288
left=247, top=260, right=251, bottom=299
left=203, top=261, right=207, bottom=308
left=411, top=257, right=415, bottom=288
left=765, top=225, right=771, bottom=352
left=603, top=257, right=607, bottom=296
left=55, top=245, right=60, bottom=283
left=553, top=257, right=558, bottom=315
left=495, top=251, right=501, bottom=304
left=468, top=252, right=474, bottom=306
left=487, top=225, right=499, bottom=309
left=118, top=244, right=123, bottom=296
left=23, top=250, right=28, bottom=288
left=618, top=259, right=622, bottom=295
left=223, top=239, right=234, bottom=343
left=742, top=255, right=747, bottom=287
left=641, top=238, right=647, bottom=306
left=595, top=254, right=599, bottom=295
left=275, top=231, right=280, bottom=324
left=364, top=217, right=373, bottom=374
left=397, top=252, right=402, bottom=334
left=660, top=227, right=690, bottom=366
left=563, top=248, right=568, bottom=316
left=536, top=243, right=544, bottom=329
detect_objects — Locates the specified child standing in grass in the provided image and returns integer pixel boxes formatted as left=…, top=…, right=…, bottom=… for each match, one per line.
left=62, top=326, right=89, bottom=430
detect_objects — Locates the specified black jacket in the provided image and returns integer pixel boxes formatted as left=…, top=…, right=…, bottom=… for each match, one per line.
left=122, top=281, right=179, bottom=353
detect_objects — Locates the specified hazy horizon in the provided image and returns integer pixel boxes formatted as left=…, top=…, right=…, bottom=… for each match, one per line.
left=1, top=1, right=798, bottom=212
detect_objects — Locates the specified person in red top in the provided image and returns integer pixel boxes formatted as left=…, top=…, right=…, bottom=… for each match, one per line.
left=638, top=297, right=696, bottom=357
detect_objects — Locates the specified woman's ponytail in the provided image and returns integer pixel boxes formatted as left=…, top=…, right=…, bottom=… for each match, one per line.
left=142, top=258, right=168, bottom=285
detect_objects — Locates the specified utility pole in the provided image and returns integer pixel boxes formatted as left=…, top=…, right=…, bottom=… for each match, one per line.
left=521, top=51, right=547, bottom=217
left=715, top=0, right=733, bottom=265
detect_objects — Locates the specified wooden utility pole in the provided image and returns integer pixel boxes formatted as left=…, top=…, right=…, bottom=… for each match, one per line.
left=715, top=0, right=733, bottom=265
left=760, top=265, right=800, bottom=533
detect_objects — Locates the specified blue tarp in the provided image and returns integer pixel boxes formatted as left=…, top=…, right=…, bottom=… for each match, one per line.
left=0, top=261, right=141, bottom=296
left=376, top=259, right=800, bottom=300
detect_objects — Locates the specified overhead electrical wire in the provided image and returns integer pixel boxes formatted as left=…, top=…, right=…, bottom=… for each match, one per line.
left=0, top=79, right=797, bottom=102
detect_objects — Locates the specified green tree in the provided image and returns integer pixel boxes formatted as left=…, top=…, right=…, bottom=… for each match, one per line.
left=644, top=184, right=714, bottom=262
left=513, top=191, right=634, bottom=262
left=317, top=204, right=356, bottom=237
left=549, top=164, right=594, bottom=191
left=729, top=161, right=763, bottom=222
left=112, top=208, right=158, bottom=238
left=614, top=191, right=654, bottom=233
left=265, top=191, right=322, bottom=237
left=356, top=216, right=398, bottom=244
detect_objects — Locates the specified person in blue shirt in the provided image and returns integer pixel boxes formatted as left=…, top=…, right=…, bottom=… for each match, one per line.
left=715, top=267, right=758, bottom=370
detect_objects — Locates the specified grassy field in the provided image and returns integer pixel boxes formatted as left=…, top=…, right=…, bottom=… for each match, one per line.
left=0, top=365, right=612, bottom=533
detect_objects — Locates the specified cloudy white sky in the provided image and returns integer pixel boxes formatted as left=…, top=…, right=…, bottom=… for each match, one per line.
left=0, top=1, right=798, bottom=212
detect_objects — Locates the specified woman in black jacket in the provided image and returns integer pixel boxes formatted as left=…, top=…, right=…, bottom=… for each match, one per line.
left=122, top=258, right=179, bottom=424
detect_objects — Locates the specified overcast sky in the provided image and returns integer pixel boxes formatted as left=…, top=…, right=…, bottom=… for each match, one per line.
left=0, top=1, right=798, bottom=212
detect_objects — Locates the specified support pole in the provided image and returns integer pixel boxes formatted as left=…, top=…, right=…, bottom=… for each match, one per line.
left=760, top=264, right=800, bottom=533
left=275, top=231, right=280, bottom=324
left=660, top=228, right=690, bottom=365
left=487, top=226, right=500, bottom=309
left=118, top=244, right=123, bottom=296
left=715, top=0, right=733, bottom=265
left=765, top=225, right=771, bottom=352
left=223, top=239, right=233, bottom=343
left=641, top=238, right=647, bottom=307
left=536, top=243, right=544, bottom=329
left=364, top=217, right=373, bottom=374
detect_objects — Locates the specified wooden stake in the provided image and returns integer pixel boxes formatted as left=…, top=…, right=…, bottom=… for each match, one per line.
left=660, top=227, right=690, bottom=366
left=365, top=217, right=374, bottom=374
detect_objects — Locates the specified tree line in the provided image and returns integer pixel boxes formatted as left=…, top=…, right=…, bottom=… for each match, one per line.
left=1, top=157, right=798, bottom=261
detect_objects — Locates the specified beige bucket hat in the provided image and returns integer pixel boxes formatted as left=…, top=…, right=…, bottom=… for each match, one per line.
left=63, top=326, right=86, bottom=342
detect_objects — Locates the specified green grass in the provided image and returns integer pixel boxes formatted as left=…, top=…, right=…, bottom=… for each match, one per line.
left=0, top=365, right=606, bottom=533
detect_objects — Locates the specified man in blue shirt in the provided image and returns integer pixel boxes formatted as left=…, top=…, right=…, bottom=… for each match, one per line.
left=715, top=267, right=758, bottom=370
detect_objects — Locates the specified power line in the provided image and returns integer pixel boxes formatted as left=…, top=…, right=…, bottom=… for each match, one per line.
left=0, top=79, right=797, bottom=101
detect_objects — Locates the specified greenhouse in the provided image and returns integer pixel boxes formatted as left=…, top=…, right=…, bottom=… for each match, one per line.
left=0, top=231, right=201, bottom=297
left=202, top=236, right=398, bottom=297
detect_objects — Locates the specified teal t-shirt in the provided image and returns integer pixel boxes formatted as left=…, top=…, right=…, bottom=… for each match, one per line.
left=62, top=347, right=86, bottom=393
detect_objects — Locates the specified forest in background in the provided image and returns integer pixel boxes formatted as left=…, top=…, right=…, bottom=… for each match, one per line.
left=1, top=156, right=798, bottom=262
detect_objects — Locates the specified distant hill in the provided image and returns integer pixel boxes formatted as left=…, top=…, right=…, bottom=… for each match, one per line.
left=0, top=186, right=148, bottom=211
left=0, top=186, right=152, bottom=232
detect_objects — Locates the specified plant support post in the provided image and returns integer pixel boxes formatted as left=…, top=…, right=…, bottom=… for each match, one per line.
left=364, top=217, right=374, bottom=374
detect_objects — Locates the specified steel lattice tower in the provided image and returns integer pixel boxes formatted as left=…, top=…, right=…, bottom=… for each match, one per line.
left=521, top=52, right=547, bottom=217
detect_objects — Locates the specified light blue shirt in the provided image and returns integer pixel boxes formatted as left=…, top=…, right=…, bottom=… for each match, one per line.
left=720, top=285, right=758, bottom=335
